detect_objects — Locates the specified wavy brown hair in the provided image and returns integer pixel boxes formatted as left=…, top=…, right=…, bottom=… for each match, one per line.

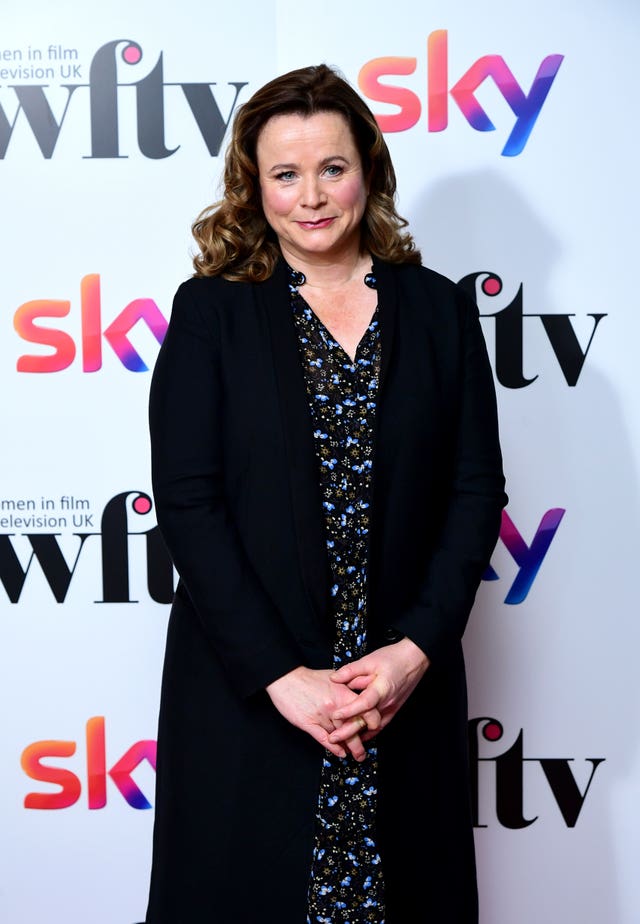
left=191, top=64, right=421, bottom=280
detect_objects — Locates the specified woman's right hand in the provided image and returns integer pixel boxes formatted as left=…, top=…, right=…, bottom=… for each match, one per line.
left=266, top=666, right=381, bottom=762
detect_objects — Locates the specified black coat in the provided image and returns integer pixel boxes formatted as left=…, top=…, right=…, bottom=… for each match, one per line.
left=145, top=257, right=507, bottom=924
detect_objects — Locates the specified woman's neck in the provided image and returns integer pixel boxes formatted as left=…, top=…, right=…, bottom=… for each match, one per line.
left=280, top=244, right=371, bottom=291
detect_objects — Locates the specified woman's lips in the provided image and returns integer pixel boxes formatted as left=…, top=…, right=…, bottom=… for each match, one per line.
left=296, top=217, right=335, bottom=230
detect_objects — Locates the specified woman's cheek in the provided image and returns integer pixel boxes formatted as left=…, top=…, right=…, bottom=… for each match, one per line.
left=335, top=174, right=368, bottom=211
left=263, top=185, right=296, bottom=219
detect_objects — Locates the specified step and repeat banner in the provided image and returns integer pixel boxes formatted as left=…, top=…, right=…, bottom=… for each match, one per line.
left=1, top=1, right=638, bottom=921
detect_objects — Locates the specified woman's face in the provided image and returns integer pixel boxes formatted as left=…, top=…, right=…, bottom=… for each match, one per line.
left=256, top=110, right=369, bottom=265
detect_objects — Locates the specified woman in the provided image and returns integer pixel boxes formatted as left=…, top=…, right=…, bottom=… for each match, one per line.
left=146, top=64, right=506, bottom=924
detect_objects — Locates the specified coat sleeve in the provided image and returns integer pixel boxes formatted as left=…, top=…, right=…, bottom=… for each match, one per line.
left=392, top=287, right=508, bottom=663
left=149, top=281, right=304, bottom=698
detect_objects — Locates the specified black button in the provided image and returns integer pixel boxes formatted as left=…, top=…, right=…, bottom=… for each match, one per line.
left=383, top=627, right=404, bottom=643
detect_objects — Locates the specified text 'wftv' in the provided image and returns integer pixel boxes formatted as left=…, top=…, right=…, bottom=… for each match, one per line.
left=0, top=33, right=562, bottom=159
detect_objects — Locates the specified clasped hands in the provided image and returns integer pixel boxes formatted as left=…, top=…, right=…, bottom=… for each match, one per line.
left=266, top=638, right=429, bottom=762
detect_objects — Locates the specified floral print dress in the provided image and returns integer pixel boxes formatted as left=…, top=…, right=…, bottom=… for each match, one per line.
left=289, top=269, right=386, bottom=924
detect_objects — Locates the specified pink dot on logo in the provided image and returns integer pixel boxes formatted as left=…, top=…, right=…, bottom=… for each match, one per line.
left=481, top=276, right=502, bottom=297
left=483, top=721, right=503, bottom=742
left=133, top=495, right=152, bottom=515
left=122, top=44, right=142, bottom=65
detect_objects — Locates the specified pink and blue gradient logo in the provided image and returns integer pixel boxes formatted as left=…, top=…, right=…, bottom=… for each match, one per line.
left=484, top=508, right=566, bottom=604
left=359, top=30, right=564, bottom=155
left=13, top=274, right=167, bottom=372
left=21, top=716, right=156, bottom=810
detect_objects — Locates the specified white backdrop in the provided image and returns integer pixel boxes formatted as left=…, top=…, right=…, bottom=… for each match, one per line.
left=1, top=2, right=638, bottom=922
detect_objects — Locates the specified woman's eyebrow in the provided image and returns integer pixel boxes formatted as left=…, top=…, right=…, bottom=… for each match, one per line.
left=267, top=155, right=350, bottom=172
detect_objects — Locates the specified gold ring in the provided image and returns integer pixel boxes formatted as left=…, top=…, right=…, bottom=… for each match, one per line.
left=355, top=716, right=367, bottom=732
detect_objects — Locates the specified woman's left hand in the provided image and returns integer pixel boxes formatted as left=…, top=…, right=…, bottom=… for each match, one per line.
left=327, top=637, right=430, bottom=744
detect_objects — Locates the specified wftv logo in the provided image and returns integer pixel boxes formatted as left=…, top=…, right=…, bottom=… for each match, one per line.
left=461, top=272, right=606, bottom=388
left=22, top=716, right=156, bottom=810
left=0, top=491, right=173, bottom=605
left=470, top=718, right=604, bottom=828
left=12, top=270, right=604, bottom=378
left=0, top=39, right=246, bottom=159
left=0, top=492, right=560, bottom=606
left=359, top=30, right=563, bottom=156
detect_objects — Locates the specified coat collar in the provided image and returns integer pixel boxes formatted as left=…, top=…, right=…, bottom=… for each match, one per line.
left=257, top=255, right=398, bottom=624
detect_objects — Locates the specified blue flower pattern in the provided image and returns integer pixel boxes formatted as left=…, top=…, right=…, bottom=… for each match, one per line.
left=289, top=270, right=385, bottom=924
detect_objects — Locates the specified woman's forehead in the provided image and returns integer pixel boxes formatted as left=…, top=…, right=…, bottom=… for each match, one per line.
left=256, top=111, right=357, bottom=161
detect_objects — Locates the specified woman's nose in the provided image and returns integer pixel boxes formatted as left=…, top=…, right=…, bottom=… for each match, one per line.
left=300, top=174, right=326, bottom=208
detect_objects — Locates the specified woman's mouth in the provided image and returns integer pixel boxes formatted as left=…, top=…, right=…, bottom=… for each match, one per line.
left=296, top=217, right=335, bottom=230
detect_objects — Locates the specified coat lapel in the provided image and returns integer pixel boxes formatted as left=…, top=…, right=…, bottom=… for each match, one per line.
left=371, top=255, right=398, bottom=393
left=259, top=260, right=331, bottom=625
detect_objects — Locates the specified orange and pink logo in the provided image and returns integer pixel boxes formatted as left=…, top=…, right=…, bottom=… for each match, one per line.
left=21, top=716, right=156, bottom=810
left=13, top=274, right=167, bottom=372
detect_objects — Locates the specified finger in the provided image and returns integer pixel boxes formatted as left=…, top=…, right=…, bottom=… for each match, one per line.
left=346, top=674, right=375, bottom=691
left=361, top=711, right=395, bottom=741
left=322, top=738, right=347, bottom=759
left=328, top=716, right=369, bottom=744
left=316, top=715, right=336, bottom=735
left=344, top=732, right=366, bottom=762
left=363, top=707, right=381, bottom=731
left=333, top=686, right=382, bottom=721
left=329, top=709, right=382, bottom=741
left=307, top=724, right=347, bottom=759
left=331, top=661, right=368, bottom=682
left=317, top=716, right=366, bottom=761
left=329, top=706, right=381, bottom=742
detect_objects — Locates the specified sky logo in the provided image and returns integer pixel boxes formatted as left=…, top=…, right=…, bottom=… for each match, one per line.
left=485, top=508, right=565, bottom=604
left=21, top=716, right=156, bottom=810
left=358, top=30, right=564, bottom=155
left=13, top=274, right=167, bottom=372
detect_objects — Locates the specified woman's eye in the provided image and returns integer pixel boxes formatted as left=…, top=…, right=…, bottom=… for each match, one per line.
left=276, top=170, right=296, bottom=181
left=324, top=164, right=343, bottom=177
